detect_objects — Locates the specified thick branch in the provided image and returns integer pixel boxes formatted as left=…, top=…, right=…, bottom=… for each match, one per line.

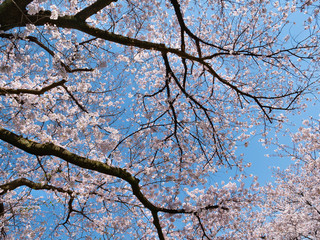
left=75, top=0, right=117, bottom=20
left=0, top=127, right=230, bottom=239
left=0, top=12, right=199, bottom=62
left=0, top=127, right=161, bottom=209
left=0, top=201, right=4, bottom=238
left=0, top=127, right=166, bottom=238
left=0, top=80, right=66, bottom=96
left=152, top=211, right=165, bottom=240
left=0, top=0, right=32, bottom=28
left=0, top=203, right=3, bottom=215
left=0, top=127, right=137, bottom=186
left=0, top=178, right=73, bottom=195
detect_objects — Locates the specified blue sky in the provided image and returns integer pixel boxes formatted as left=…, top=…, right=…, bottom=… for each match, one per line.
left=240, top=97, right=320, bottom=185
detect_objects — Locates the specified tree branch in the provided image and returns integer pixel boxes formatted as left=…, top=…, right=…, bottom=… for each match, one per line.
left=0, top=80, right=66, bottom=96
left=0, top=201, right=4, bottom=239
left=0, top=178, right=73, bottom=195
left=75, top=0, right=117, bottom=20
left=0, top=0, right=32, bottom=28
left=152, top=211, right=165, bottom=240
left=0, top=127, right=165, bottom=236
left=61, top=85, right=88, bottom=113
left=0, top=127, right=230, bottom=239
left=0, top=127, right=138, bottom=186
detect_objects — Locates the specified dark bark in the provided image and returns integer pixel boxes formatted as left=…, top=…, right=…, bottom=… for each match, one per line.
left=0, top=202, right=5, bottom=239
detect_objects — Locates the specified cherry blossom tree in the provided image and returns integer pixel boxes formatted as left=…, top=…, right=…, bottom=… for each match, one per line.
left=0, top=0, right=319, bottom=238
left=258, top=117, right=320, bottom=239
